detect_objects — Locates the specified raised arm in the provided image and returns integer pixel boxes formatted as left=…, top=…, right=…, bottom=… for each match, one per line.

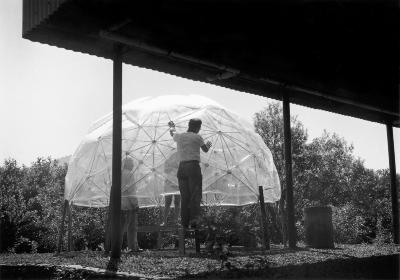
left=201, top=141, right=212, bottom=153
left=168, top=121, right=176, bottom=137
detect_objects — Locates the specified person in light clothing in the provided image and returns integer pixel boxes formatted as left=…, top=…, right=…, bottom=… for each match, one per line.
left=105, top=157, right=140, bottom=252
left=120, top=156, right=140, bottom=252
left=168, top=118, right=212, bottom=229
left=161, top=151, right=180, bottom=226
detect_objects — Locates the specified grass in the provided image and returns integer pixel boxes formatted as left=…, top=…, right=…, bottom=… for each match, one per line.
left=0, top=243, right=399, bottom=279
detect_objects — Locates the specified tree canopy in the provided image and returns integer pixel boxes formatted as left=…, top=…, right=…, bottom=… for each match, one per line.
left=254, top=102, right=398, bottom=243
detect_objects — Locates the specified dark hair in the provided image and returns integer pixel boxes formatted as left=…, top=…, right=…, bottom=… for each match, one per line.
left=188, top=118, right=202, bottom=132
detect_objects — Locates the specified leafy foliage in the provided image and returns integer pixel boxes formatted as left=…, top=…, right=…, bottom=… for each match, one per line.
left=0, top=157, right=107, bottom=252
left=0, top=159, right=36, bottom=252
left=254, top=102, right=398, bottom=244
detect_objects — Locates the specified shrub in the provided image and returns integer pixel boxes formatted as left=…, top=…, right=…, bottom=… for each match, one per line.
left=0, top=159, right=38, bottom=252
left=374, top=216, right=392, bottom=244
left=70, top=207, right=107, bottom=251
left=332, top=204, right=369, bottom=244
left=14, top=237, right=38, bottom=253
left=1, top=156, right=397, bottom=252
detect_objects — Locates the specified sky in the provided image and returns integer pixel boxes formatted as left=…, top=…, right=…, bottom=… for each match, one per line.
left=0, top=0, right=399, bottom=172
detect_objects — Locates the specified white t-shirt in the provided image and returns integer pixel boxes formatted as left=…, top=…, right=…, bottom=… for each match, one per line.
left=173, top=132, right=205, bottom=162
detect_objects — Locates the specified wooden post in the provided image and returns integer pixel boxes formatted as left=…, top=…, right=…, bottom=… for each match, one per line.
left=110, top=43, right=123, bottom=260
left=386, top=124, right=399, bottom=244
left=67, top=202, right=73, bottom=251
left=266, top=204, right=282, bottom=241
left=282, top=93, right=296, bottom=249
left=57, top=200, right=68, bottom=253
left=195, top=229, right=200, bottom=253
left=156, top=227, right=162, bottom=250
left=156, top=206, right=162, bottom=249
left=258, top=186, right=270, bottom=250
left=104, top=207, right=111, bottom=253
left=179, top=227, right=185, bottom=255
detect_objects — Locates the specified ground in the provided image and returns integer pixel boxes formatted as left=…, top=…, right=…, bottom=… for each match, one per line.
left=0, top=243, right=399, bottom=279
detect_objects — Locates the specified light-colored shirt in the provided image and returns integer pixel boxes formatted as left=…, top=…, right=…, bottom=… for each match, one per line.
left=164, top=152, right=179, bottom=191
left=173, top=132, right=205, bottom=162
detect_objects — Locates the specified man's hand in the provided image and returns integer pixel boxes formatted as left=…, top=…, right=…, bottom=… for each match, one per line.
left=201, top=141, right=212, bottom=152
left=168, top=121, right=175, bottom=128
left=168, top=121, right=176, bottom=137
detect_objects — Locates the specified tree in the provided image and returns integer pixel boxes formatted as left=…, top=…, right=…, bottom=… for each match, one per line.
left=300, top=131, right=354, bottom=207
left=253, top=103, right=393, bottom=244
left=254, top=102, right=309, bottom=243
left=24, top=157, right=67, bottom=252
left=0, top=159, right=36, bottom=252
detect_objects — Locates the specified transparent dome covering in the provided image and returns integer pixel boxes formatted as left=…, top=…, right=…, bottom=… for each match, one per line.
left=64, top=95, right=281, bottom=208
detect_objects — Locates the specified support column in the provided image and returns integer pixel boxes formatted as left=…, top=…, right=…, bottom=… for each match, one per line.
left=386, top=124, right=399, bottom=244
left=282, top=93, right=296, bottom=249
left=258, top=186, right=270, bottom=250
left=104, top=207, right=111, bottom=253
left=57, top=200, right=68, bottom=253
left=110, top=43, right=123, bottom=259
left=67, top=203, right=73, bottom=251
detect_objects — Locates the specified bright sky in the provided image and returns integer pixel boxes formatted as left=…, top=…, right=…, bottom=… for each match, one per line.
left=1, top=0, right=399, bottom=171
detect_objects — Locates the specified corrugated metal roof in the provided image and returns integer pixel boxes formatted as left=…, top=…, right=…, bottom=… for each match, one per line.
left=22, top=0, right=66, bottom=36
left=21, top=0, right=400, bottom=128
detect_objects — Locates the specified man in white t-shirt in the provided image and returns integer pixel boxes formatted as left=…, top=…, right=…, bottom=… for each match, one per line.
left=161, top=151, right=180, bottom=226
left=168, top=118, right=212, bottom=229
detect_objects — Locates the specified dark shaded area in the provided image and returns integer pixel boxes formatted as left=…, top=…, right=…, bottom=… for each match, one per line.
left=181, top=254, right=400, bottom=279
left=0, top=216, right=17, bottom=252
left=0, top=264, right=135, bottom=280
left=23, top=0, right=399, bottom=127
left=1, top=254, right=399, bottom=279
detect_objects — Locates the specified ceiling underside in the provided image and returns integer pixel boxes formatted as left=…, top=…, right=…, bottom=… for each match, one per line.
left=23, top=0, right=399, bottom=127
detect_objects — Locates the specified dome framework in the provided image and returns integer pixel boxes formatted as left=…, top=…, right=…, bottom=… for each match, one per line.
left=65, top=95, right=281, bottom=208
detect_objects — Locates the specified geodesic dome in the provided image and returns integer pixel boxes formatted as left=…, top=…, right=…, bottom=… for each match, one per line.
left=64, top=95, right=280, bottom=208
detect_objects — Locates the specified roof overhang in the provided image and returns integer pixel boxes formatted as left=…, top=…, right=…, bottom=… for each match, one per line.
left=22, top=0, right=399, bottom=127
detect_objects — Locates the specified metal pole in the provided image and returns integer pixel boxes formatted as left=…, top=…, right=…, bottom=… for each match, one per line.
left=282, top=92, right=296, bottom=249
left=386, top=124, right=399, bottom=244
left=110, top=43, right=123, bottom=259
left=57, top=200, right=68, bottom=253
left=258, top=186, right=270, bottom=250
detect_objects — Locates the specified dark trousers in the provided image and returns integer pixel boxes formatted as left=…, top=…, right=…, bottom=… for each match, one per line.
left=177, top=161, right=202, bottom=228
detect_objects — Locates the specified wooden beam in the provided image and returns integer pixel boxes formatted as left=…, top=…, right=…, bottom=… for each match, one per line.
left=283, top=93, right=297, bottom=249
left=56, top=200, right=68, bottom=253
left=104, top=208, right=111, bottom=253
left=110, top=43, right=123, bottom=259
left=179, top=227, right=185, bottom=255
left=258, top=186, right=270, bottom=250
left=386, top=124, right=399, bottom=244
left=67, top=203, right=72, bottom=251
left=195, top=229, right=200, bottom=253
left=156, top=230, right=162, bottom=250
